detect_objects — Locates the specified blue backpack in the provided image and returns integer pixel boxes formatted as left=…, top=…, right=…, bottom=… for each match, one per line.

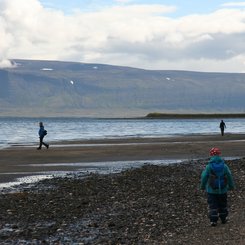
left=209, top=161, right=227, bottom=190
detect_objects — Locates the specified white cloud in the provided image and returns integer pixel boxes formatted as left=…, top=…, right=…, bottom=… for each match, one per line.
left=0, top=59, right=13, bottom=68
left=222, top=2, right=245, bottom=7
left=1, top=0, right=245, bottom=72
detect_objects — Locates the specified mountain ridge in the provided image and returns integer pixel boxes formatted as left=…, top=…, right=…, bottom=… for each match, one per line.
left=0, top=59, right=244, bottom=117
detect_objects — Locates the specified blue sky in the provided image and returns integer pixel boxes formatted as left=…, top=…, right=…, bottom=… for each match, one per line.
left=39, top=0, right=228, bottom=16
left=1, top=0, right=245, bottom=72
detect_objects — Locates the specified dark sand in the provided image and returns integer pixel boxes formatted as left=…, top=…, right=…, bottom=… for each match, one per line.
left=0, top=133, right=245, bottom=183
left=0, top=134, right=244, bottom=244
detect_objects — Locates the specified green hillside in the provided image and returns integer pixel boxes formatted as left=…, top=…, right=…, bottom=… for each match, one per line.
left=0, top=59, right=245, bottom=117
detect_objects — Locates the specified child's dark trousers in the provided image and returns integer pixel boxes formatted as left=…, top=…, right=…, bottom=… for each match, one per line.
left=207, top=193, right=228, bottom=223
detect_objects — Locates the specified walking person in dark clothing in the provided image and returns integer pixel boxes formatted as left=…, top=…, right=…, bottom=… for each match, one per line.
left=37, top=122, right=49, bottom=150
left=219, top=120, right=226, bottom=136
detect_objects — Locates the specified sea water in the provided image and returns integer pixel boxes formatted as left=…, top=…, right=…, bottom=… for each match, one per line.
left=1, top=117, right=245, bottom=149
left=1, top=117, right=245, bottom=190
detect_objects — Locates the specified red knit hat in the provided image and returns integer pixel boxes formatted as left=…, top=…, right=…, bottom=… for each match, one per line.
left=209, top=147, right=221, bottom=156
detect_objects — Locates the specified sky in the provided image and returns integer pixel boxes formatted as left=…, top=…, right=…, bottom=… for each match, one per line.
left=1, top=0, right=245, bottom=72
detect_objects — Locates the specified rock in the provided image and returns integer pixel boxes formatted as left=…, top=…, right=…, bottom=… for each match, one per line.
left=0, top=159, right=244, bottom=244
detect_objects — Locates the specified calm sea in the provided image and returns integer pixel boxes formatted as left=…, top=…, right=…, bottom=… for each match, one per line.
left=1, top=117, right=245, bottom=149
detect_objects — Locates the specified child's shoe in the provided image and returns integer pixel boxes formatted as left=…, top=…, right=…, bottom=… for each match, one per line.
left=221, top=218, right=228, bottom=224
left=210, top=222, right=217, bottom=227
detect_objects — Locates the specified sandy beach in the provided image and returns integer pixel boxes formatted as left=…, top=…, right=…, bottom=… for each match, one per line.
left=0, top=133, right=244, bottom=244
left=0, top=133, right=245, bottom=183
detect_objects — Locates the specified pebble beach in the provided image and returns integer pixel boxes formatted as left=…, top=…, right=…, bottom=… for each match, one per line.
left=0, top=134, right=244, bottom=244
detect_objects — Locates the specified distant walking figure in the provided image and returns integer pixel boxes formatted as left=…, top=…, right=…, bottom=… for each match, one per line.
left=219, top=120, right=226, bottom=136
left=37, top=122, right=49, bottom=150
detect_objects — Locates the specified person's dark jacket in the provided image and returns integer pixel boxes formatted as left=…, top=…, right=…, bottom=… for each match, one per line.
left=38, top=126, right=46, bottom=137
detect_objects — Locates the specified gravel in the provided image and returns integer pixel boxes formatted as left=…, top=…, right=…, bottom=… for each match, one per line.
left=0, top=158, right=244, bottom=244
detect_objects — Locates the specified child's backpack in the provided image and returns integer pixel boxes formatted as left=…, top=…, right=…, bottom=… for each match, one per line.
left=208, top=161, right=227, bottom=190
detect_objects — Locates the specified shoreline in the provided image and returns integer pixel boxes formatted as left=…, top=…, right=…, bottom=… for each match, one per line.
left=0, top=158, right=244, bottom=243
left=145, top=112, right=245, bottom=119
left=0, top=133, right=245, bottom=185
left=2, top=113, right=245, bottom=119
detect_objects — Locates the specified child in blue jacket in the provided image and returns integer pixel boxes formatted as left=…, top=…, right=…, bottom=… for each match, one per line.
left=200, top=147, right=234, bottom=226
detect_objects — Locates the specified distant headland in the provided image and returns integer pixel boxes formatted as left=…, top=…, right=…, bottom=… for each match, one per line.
left=145, top=113, right=245, bottom=119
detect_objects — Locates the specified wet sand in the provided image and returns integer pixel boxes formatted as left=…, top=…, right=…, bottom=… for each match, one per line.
left=0, top=134, right=244, bottom=243
left=0, top=133, right=245, bottom=184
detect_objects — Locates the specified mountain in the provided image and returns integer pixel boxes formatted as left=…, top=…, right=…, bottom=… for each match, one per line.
left=0, top=59, right=245, bottom=117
